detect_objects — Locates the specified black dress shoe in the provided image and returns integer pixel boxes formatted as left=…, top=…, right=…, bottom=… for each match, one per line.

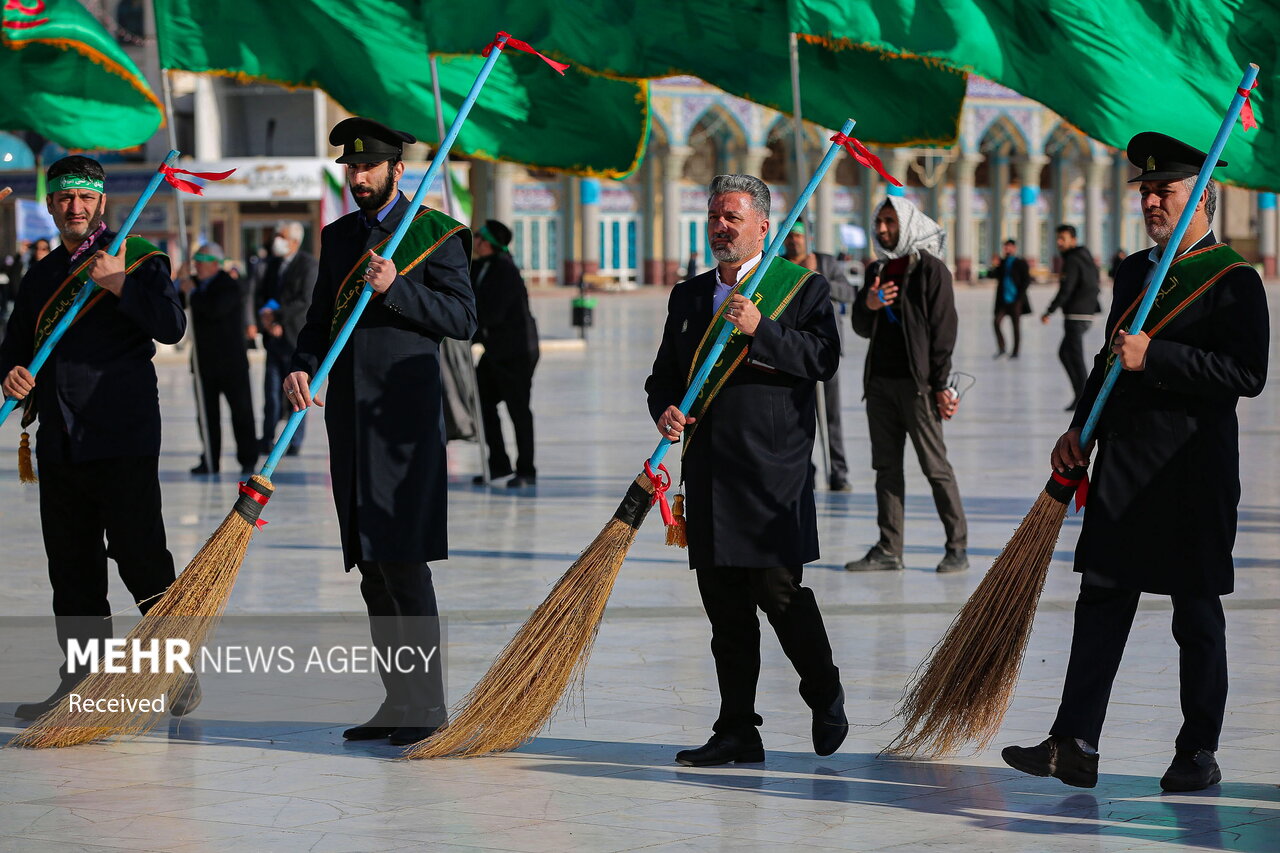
left=169, top=674, right=202, bottom=717
left=343, top=703, right=408, bottom=740
left=14, top=677, right=82, bottom=721
left=813, top=686, right=849, bottom=756
left=507, top=475, right=537, bottom=488
left=675, top=732, right=765, bottom=766
left=1002, top=735, right=1098, bottom=788
left=828, top=474, right=851, bottom=492
left=936, top=548, right=969, bottom=574
left=1160, top=749, right=1221, bottom=792
left=285, top=445, right=300, bottom=457
left=190, top=461, right=218, bottom=476
left=389, top=725, right=439, bottom=746
left=844, top=544, right=904, bottom=572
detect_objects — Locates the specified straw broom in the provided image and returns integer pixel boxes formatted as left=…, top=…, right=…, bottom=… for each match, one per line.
left=883, top=63, right=1259, bottom=759
left=11, top=33, right=557, bottom=749
left=407, top=119, right=894, bottom=759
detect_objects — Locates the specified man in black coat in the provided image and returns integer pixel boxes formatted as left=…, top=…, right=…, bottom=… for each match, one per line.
left=646, top=174, right=847, bottom=766
left=257, top=221, right=317, bottom=456
left=0, top=156, right=193, bottom=720
left=287, top=118, right=476, bottom=747
left=783, top=221, right=855, bottom=492
left=1004, top=132, right=1269, bottom=793
left=470, top=219, right=539, bottom=487
left=844, top=194, right=968, bottom=575
left=1043, top=224, right=1102, bottom=410
left=181, top=243, right=258, bottom=475
left=986, top=238, right=1031, bottom=358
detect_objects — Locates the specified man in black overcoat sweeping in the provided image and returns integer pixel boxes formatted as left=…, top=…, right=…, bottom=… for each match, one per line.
left=1003, top=132, right=1269, bottom=792
left=287, top=118, right=476, bottom=746
left=646, top=174, right=847, bottom=766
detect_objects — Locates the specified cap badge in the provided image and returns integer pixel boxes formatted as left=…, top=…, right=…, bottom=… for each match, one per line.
left=354, top=138, right=364, bottom=153
left=1146, top=155, right=1156, bottom=171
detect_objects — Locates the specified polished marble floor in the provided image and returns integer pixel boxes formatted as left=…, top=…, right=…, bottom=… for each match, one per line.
left=0, top=281, right=1277, bottom=852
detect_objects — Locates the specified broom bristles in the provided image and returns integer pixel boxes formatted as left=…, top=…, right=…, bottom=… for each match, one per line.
left=405, top=474, right=655, bottom=759
left=884, top=488, right=1069, bottom=759
left=12, top=475, right=271, bottom=749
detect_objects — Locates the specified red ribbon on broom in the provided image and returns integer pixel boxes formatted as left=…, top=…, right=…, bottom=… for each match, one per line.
left=831, top=133, right=903, bottom=186
left=483, top=31, right=569, bottom=75
left=1239, top=80, right=1259, bottom=131
left=159, top=164, right=236, bottom=195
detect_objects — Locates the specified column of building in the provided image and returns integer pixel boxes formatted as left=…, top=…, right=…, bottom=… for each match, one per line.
left=1260, top=193, right=1277, bottom=277
left=662, top=145, right=692, bottom=285
left=1017, top=154, right=1048, bottom=270
left=952, top=153, right=981, bottom=281
left=1084, top=157, right=1109, bottom=261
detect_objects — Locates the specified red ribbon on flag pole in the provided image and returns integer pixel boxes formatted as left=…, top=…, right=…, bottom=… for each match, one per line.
left=482, top=31, right=570, bottom=75
left=830, top=133, right=903, bottom=186
left=1239, top=80, right=1259, bottom=131
left=159, top=164, right=236, bottom=196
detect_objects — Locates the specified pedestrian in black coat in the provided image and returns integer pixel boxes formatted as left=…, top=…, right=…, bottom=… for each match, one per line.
left=257, top=221, right=317, bottom=454
left=1004, top=132, right=1269, bottom=794
left=0, top=156, right=189, bottom=720
left=1043, top=224, right=1102, bottom=409
left=287, top=117, right=476, bottom=747
left=470, top=219, right=539, bottom=487
left=985, top=237, right=1032, bottom=357
left=181, top=243, right=258, bottom=475
left=645, top=174, right=847, bottom=767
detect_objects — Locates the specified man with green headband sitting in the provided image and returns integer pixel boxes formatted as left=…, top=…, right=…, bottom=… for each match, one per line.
left=1, top=155, right=195, bottom=721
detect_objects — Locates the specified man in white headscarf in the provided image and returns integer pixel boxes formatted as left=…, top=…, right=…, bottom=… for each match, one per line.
left=844, top=194, right=969, bottom=574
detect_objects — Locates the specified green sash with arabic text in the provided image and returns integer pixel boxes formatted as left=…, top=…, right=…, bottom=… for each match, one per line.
left=1105, top=242, right=1249, bottom=370
left=681, top=258, right=814, bottom=452
left=330, top=208, right=470, bottom=341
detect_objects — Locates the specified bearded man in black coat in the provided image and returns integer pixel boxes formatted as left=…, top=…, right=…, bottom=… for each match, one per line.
left=287, top=118, right=476, bottom=747
left=646, top=174, right=847, bottom=766
left=1003, top=132, right=1269, bottom=794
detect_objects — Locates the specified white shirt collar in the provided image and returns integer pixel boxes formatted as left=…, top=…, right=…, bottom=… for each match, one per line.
left=716, top=252, right=763, bottom=289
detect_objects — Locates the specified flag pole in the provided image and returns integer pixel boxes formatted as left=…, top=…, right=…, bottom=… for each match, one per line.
left=161, top=67, right=213, bottom=473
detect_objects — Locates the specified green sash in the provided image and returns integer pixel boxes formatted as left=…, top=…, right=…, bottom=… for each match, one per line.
left=681, top=258, right=815, bottom=453
left=330, top=208, right=470, bottom=340
left=21, top=236, right=164, bottom=429
left=1106, top=242, right=1249, bottom=370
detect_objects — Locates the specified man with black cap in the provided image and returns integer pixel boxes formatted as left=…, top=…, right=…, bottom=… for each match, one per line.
left=470, top=219, right=540, bottom=487
left=180, top=243, right=258, bottom=476
left=286, top=117, right=476, bottom=746
left=0, top=155, right=195, bottom=720
left=1002, top=132, right=1268, bottom=792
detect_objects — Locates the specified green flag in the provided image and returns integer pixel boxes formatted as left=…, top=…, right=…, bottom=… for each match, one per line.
left=153, top=0, right=648, bottom=177
left=419, top=2, right=968, bottom=146
left=0, top=0, right=163, bottom=150
left=790, top=1, right=1277, bottom=189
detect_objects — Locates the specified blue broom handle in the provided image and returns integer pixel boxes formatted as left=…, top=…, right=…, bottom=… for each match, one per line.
left=1080, top=64, right=1258, bottom=448
left=261, top=34, right=511, bottom=478
left=648, top=117, right=856, bottom=469
left=0, top=149, right=181, bottom=428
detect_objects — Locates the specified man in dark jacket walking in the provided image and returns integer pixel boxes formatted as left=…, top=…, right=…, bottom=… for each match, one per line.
left=1004, top=131, right=1269, bottom=794
left=646, top=174, right=847, bottom=766
left=844, top=194, right=968, bottom=575
left=470, top=219, right=539, bottom=487
left=258, top=221, right=317, bottom=455
left=986, top=238, right=1031, bottom=358
left=182, top=243, right=258, bottom=475
left=1043, top=224, right=1102, bottom=410
left=287, top=118, right=476, bottom=747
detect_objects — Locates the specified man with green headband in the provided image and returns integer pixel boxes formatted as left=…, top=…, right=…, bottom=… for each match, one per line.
left=0, top=155, right=193, bottom=721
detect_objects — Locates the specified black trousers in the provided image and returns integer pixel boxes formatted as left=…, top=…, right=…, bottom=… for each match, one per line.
left=38, top=454, right=176, bottom=685
left=1059, top=319, right=1092, bottom=402
left=1050, top=583, right=1227, bottom=751
left=476, top=356, right=536, bottom=478
left=196, top=364, right=258, bottom=471
left=695, top=564, right=841, bottom=738
left=355, top=561, right=446, bottom=727
left=993, top=305, right=1023, bottom=356
left=866, top=376, right=967, bottom=554
left=262, top=346, right=306, bottom=450
left=820, top=371, right=848, bottom=481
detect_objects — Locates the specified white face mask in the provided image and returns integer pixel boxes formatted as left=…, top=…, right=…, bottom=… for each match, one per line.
left=271, top=235, right=291, bottom=258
